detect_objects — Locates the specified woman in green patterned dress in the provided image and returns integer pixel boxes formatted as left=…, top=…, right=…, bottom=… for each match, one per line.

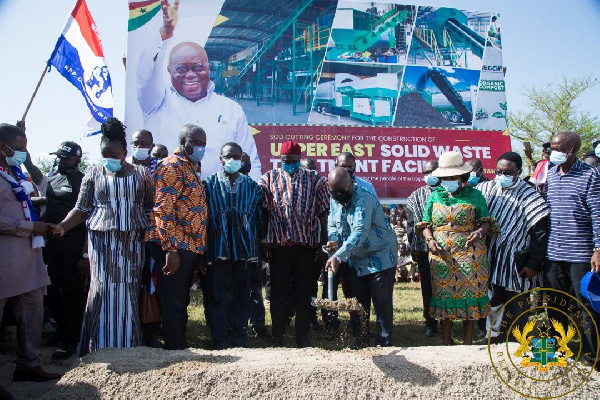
left=418, top=151, right=493, bottom=346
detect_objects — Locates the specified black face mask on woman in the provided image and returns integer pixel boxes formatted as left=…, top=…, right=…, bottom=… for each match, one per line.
left=331, top=189, right=352, bottom=205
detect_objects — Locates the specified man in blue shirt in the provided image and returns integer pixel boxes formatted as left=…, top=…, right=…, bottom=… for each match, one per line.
left=335, top=152, right=377, bottom=197
left=544, top=131, right=600, bottom=366
left=325, top=167, right=398, bottom=348
left=203, top=142, right=264, bottom=349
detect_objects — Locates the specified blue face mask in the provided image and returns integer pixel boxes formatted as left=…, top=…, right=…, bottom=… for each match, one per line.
left=282, top=161, right=300, bottom=174
left=4, top=149, right=27, bottom=167
left=186, top=146, right=205, bottom=163
left=441, top=180, right=460, bottom=193
left=223, top=159, right=242, bottom=174
left=467, top=171, right=479, bottom=186
left=424, top=174, right=439, bottom=186
left=496, top=174, right=516, bottom=188
left=595, top=144, right=600, bottom=158
left=102, top=158, right=123, bottom=173
left=132, top=147, right=151, bottom=161
left=549, top=150, right=568, bottom=166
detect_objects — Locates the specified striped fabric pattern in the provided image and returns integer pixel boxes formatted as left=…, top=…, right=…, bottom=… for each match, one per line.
left=406, top=185, right=435, bottom=252
left=77, top=230, right=144, bottom=357
left=479, top=179, right=549, bottom=291
left=545, top=161, right=600, bottom=262
left=260, top=168, right=330, bottom=247
left=75, top=165, right=153, bottom=231
left=204, top=172, right=264, bottom=262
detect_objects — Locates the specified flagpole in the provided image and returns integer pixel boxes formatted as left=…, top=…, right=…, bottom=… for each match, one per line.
left=21, top=64, right=49, bottom=122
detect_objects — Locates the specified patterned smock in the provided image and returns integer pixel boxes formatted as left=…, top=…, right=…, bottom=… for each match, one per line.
left=418, top=186, right=494, bottom=320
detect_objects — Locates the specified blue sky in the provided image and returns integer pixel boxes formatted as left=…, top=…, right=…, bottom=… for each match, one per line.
left=0, top=0, right=599, bottom=160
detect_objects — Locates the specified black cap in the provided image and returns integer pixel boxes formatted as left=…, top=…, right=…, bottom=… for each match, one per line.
left=50, top=141, right=82, bottom=158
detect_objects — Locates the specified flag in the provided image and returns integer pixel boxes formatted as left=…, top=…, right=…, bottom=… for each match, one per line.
left=49, top=0, right=113, bottom=136
left=128, top=1, right=162, bottom=32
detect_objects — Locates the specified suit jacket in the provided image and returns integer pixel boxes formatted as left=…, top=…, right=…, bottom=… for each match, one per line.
left=0, top=176, right=50, bottom=299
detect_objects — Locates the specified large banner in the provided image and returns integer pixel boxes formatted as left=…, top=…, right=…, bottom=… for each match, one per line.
left=253, top=125, right=509, bottom=201
left=125, top=0, right=509, bottom=200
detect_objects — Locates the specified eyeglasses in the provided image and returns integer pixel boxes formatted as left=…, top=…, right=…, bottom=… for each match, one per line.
left=171, top=63, right=207, bottom=74
left=495, top=170, right=517, bottom=176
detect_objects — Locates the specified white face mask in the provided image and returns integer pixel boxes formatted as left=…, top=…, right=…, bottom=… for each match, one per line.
left=132, top=147, right=151, bottom=161
left=549, top=151, right=568, bottom=166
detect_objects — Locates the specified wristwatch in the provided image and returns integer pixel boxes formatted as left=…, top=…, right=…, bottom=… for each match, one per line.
left=81, top=253, right=89, bottom=259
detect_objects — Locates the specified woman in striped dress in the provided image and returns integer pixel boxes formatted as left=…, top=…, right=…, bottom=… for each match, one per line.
left=52, top=118, right=153, bottom=356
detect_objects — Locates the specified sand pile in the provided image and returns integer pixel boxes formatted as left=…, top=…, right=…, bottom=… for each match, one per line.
left=39, top=344, right=599, bottom=399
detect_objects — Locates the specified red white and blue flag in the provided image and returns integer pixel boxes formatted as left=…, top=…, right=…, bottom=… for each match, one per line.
left=49, top=0, right=113, bottom=136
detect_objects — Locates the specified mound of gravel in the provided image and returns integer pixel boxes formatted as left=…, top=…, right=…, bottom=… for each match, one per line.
left=41, top=344, right=599, bottom=399
left=394, top=92, right=453, bottom=128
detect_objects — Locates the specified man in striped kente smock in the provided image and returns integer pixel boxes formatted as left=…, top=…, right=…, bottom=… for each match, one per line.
left=260, top=141, right=330, bottom=348
left=478, top=152, right=549, bottom=342
left=545, top=131, right=600, bottom=366
left=203, top=142, right=264, bottom=349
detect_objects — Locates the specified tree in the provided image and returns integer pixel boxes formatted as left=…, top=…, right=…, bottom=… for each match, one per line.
left=509, top=75, right=600, bottom=161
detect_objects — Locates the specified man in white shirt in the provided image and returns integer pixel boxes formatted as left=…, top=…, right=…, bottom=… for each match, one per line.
left=136, top=0, right=262, bottom=181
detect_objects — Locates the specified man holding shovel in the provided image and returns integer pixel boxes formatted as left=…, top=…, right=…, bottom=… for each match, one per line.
left=325, top=168, right=398, bottom=348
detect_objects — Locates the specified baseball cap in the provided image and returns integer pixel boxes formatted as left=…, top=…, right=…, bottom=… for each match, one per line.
left=581, top=271, right=600, bottom=313
left=50, top=141, right=82, bottom=158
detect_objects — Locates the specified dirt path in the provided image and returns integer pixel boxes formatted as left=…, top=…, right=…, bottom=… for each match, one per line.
left=2, top=344, right=599, bottom=399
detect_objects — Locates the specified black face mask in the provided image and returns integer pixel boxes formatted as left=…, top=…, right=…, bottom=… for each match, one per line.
left=58, top=164, right=78, bottom=175
left=239, top=161, right=251, bottom=175
left=331, top=189, right=352, bottom=205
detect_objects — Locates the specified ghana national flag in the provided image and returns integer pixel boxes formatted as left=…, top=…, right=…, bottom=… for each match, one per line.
left=128, top=0, right=161, bottom=31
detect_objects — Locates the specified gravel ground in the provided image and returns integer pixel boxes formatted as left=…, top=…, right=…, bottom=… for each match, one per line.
left=3, top=343, right=597, bottom=399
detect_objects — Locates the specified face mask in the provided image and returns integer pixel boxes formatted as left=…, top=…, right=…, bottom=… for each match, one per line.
left=223, top=159, right=242, bottom=174
left=132, top=147, right=151, bottom=161
left=102, top=158, right=123, bottom=173
left=3, top=145, right=27, bottom=167
left=441, top=180, right=460, bottom=193
left=331, top=189, right=352, bottom=205
left=282, top=161, right=300, bottom=174
left=496, top=174, right=515, bottom=188
left=424, top=174, right=439, bottom=186
left=549, top=151, right=568, bottom=166
left=595, top=144, right=600, bottom=158
left=58, top=164, right=78, bottom=175
left=239, top=161, right=251, bottom=175
left=187, top=146, right=205, bottom=163
left=467, top=171, right=479, bottom=186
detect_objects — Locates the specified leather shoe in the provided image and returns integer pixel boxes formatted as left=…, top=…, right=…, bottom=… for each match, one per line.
left=425, top=326, right=437, bottom=337
left=13, top=366, right=61, bottom=382
left=296, top=336, right=311, bottom=348
left=0, top=384, right=14, bottom=400
left=272, top=336, right=283, bottom=348
left=253, top=326, right=271, bottom=338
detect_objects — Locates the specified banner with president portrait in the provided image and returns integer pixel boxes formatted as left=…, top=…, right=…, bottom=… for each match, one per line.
left=124, top=0, right=509, bottom=200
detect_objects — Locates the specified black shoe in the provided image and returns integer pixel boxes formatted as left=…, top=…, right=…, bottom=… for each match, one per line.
left=51, top=347, right=75, bottom=360
left=310, top=322, right=324, bottom=332
left=13, top=366, right=61, bottom=382
left=272, top=336, right=283, bottom=348
left=296, top=336, right=311, bottom=348
left=349, top=339, right=369, bottom=350
left=425, top=326, right=436, bottom=337
left=253, top=326, right=271, bottom=338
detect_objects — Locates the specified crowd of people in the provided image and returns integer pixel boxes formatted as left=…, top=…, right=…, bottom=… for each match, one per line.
left=1, top=118, right=599, bottom=398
